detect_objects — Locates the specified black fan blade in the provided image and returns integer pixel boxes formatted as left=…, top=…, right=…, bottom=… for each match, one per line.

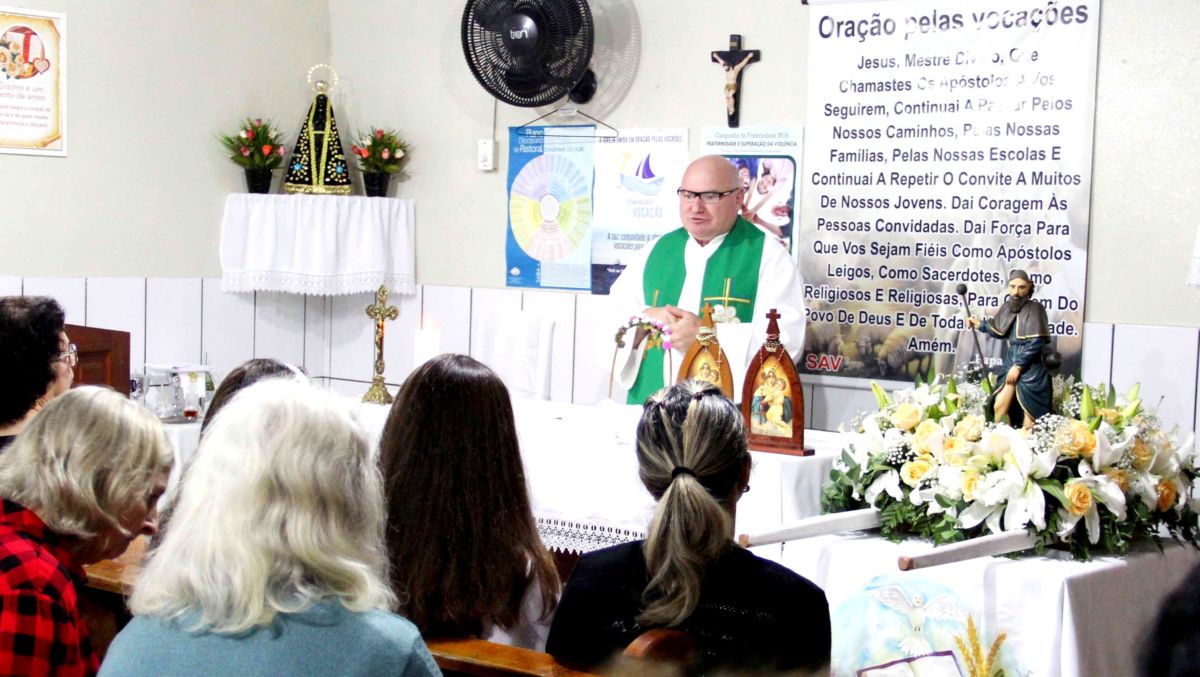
left=469, top=0, right=515, bottom=32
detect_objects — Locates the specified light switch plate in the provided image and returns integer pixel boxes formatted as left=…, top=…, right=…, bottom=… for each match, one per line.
left=477, top=138, right=495, bottom=171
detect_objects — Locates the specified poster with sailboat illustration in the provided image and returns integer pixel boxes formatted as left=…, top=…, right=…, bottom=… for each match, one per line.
left=590, top=128, right=689, bottom=294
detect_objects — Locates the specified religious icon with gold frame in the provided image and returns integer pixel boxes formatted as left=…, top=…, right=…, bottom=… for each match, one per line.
left=677, top=304, right=734, bottom=398
left=740, top=308, right=809, bottom=455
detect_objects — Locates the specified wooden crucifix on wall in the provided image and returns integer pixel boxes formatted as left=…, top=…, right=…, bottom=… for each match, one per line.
left=711, top=34, right=760, bottom=128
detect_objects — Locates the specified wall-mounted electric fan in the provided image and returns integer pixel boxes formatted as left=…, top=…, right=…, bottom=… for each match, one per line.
left=462, top=0, right=597, bottom=108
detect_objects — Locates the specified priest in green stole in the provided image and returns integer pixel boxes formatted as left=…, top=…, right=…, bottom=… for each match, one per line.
left=607, top=155, right=806, bottom=404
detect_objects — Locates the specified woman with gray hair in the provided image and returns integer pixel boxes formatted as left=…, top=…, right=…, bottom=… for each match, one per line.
left=100, top=379, right=437, bottom=676
left=0, top=386, right=173, bottom=676
left=546, top=381, right=830, bottom=674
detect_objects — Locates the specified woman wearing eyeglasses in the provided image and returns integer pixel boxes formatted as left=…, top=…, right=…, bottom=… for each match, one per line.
left=0, top=296, right=75, bottom=452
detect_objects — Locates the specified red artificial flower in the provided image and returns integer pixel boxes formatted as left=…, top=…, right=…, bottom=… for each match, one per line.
left=277, top=146, right=286, bottom=156
left=240, top=147, right=250, bottom=156
left=375, top=129, right=384, bottom=140
left=351, top=145, right=361, bottom=154
left=246, top=129, right=256, bottom=140
left=254, top=118, right=263, bottom=126
left=262, top=144, right=272, bottom=155
left=381, top=148, right=390, bottom=160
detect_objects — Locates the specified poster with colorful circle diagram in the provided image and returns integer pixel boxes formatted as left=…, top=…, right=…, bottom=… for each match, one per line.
left=506, top=126, right=595, bottom=290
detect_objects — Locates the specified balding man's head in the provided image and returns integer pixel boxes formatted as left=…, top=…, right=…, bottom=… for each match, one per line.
left=678, top=155, right=743, bottom=245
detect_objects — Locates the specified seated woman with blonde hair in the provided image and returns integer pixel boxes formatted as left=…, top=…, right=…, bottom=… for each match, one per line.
left=546, top=380, right=830, bottom=673
left=100, top=380, right=438, bottom=676
left=0, top=387, right=173, bottom=676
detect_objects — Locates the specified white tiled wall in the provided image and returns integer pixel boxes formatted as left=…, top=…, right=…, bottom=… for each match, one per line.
left=0, top=277, right=22, bottom=296
left=8, top=277, right=1200, bottom=441
left=86, top=278, right=147, bottom=372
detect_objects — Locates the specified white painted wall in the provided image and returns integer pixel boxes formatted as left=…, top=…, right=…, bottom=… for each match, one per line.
left=0, top=0, right=330, bottom=278
left=3, top=0, right=1198, bottom=328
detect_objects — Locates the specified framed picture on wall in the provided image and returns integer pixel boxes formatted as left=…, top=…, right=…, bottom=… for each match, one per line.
left=0, top=6, right=66, bottom=156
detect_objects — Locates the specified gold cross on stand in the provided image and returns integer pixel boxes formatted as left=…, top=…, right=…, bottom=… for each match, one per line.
left=362, top=285, right=399, bottom=404
left=702, top=278, right=751, bottom=309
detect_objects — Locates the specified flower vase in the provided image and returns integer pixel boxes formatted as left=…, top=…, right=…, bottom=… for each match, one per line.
left=363, top=172, right=392, bottom=197
left=244, top=168, right=273, bottom=194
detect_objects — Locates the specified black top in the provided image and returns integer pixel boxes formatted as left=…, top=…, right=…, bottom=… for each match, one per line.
left=545, top=540, right=830, bottom=673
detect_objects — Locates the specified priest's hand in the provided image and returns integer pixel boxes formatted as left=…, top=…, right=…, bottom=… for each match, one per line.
left=1005, top=365, right=1021, bottom=385
left=664, top=305, right=701, bottom=353
left=966, top=316, right=980, bottom=329
left=634, top=306, right=677, bottom=348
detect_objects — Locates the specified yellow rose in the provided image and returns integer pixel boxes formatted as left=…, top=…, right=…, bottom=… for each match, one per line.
left=961, top=469, right=980, bottom=501
left=1103, top=468, right=1131, bottom=493
left=942, top=437, right=968, bottom=466
left=1096, top=408, right=1121, bottom=426
left=1064, top=481, right=1093, bottom=516
left=900, top=459, right=933, bottom=487
left=913, top=418, right=941, bottom=446
left=1131, top=438, right=1153, bottom=471
left=890, top=403, right=923, bottom=431
left=1057, top=420, right=1096, bottom=459
left=953, top=415, right=985, bottom=442
left=1157, top=479, right=1178, bottom=512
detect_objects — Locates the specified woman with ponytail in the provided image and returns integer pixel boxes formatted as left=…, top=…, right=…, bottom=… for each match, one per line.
left=546, top=381, right=830, bottom=673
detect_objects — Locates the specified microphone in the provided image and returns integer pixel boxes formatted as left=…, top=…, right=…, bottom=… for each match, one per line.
left=955, top=283, right=967, bottom=296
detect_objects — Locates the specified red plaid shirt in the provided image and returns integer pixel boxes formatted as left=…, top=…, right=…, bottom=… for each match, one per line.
left=0, top=499, right=98, bottom=676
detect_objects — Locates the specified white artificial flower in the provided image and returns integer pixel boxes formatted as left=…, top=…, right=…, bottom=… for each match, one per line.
left=865, top=469, right=903, bottom=506
left=711, top=304, right=739, bottom=323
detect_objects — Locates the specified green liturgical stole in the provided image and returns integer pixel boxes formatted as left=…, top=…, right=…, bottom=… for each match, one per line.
left=626, top=217, right=765, bottom=404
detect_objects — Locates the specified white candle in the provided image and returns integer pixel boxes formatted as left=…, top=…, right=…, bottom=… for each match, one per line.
left=412, top=324, right=441, bottom=367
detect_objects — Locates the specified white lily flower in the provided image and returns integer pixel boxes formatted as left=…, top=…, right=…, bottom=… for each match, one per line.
left=1092, top=422, right=1133, bottom=470
left=865, top=470, right=903, bottom=506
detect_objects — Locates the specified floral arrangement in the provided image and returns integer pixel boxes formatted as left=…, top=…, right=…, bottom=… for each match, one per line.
left=614, top=315, right=673, bottom=352
left=607, top=316, right=674, bottom=400
left=351, top=128, right=409, bottom=174
left=821, top=369, right=1199, bottom=560
left=218, top=118, right=286, bottom=170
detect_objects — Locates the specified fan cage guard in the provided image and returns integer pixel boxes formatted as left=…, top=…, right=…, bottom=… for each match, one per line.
left=462, top=0, right=595, bottom=108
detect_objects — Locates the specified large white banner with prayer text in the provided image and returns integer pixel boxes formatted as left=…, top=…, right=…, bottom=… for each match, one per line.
left=799, top=0, right=1097, bottom=382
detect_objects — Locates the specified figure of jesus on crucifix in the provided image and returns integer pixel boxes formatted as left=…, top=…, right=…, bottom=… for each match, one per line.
left=711, top=34, right=760, bottom=128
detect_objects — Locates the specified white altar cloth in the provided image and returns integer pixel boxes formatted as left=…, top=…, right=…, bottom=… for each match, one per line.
left=173, top=395, right=840, bottom=553
left=342, top=397, right=840, bottom=555
left=219, top=193, right=416, bottom=296
left=507, top=398, right=841, bottom=555
left=781, top=531, right=1200, bottom=677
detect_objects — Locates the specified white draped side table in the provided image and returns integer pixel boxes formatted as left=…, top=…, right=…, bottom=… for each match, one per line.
left=219, top=193, right=415, bottom=296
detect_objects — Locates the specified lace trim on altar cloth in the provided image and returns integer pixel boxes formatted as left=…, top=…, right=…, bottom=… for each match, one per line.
left=537, top=517, right=646, bottom=554
left=222, top=270, right=417, bottom=296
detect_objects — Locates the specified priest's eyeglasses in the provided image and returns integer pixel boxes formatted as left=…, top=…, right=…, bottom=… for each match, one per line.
left=58, top=343, right=78, bottom=367
left=676, top=188, right=739, bottom=204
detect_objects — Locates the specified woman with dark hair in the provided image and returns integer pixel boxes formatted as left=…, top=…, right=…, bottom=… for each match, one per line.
left=379, top=353, right=559, bottom=650
left=546, top=380, right=830, bottom=673
left=200, top=358, right=303, bottom=435
left=0, top=296, right=75, bottom=452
